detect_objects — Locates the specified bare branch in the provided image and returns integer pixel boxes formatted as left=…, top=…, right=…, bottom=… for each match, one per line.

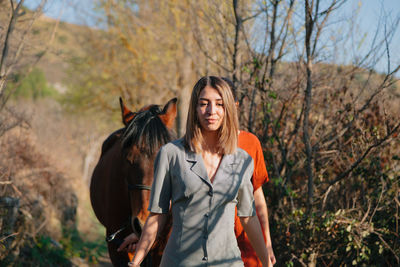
left=0, top=0, right=48, bottom=108
left=0, top=0, right=25, bottom=78
left=242, top=7, right=266, bottom=23
left=328, top=122, right=400, bottom=186
left=232, top=0, right=242, bottom=85
left=0, top=232, right=19, bottom=242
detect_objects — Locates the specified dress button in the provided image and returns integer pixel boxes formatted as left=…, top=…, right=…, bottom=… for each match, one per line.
left=202, top=256, right=208, bottom=261
left=208, top=191, right=213, bottom=196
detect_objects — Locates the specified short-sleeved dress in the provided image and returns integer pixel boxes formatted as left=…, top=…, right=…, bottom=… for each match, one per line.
left=148, top=138, right=255, bottom=267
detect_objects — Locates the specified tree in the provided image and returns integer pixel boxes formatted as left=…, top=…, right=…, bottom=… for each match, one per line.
left=0, top=0, right=63, bottom=136
left=256, top=1, right=400, bottom=265
left=65, top=0, right=212, bottom=136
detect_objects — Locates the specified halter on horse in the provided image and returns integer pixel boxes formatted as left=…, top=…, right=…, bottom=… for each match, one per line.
left=90, top=98, right=177, bottom=266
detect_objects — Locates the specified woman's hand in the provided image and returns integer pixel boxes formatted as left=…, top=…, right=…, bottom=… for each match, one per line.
left=117, top=233, right=139, bottom=252
left=124, top=213, right=167, bottom=267
left=267, top=245, right=276, bottom=265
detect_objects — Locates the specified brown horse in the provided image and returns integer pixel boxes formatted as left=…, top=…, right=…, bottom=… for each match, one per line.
left=90, top=97, right=177, bottom=266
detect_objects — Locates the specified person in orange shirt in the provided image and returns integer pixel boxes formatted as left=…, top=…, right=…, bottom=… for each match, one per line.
left=222, top=77, right=276, bottom=267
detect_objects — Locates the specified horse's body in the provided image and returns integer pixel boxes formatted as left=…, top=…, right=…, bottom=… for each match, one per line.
left=90, top=98, right=177, bottom=266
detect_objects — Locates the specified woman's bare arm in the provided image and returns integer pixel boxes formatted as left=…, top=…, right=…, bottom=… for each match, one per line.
left=128, top=213, right=167, bottom=266
left=254, top=187, right=276, bottom=264
left=240, top=216, right=271, bottom=267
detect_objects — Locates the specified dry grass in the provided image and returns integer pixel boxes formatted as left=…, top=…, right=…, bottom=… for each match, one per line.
left=20, top=98, right=111, bottom=240
left=0, top=98, right=113, bottom=258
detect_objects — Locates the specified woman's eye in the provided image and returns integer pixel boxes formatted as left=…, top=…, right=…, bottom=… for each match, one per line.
left=199, top=102, right=208, bottom=106
left=217, top=103, right=224, bottom=107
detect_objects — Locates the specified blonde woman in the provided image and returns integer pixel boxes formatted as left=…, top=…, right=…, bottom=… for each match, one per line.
left=128, top=76, right=271, bottom=267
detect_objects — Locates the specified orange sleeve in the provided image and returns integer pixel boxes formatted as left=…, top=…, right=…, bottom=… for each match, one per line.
left=251, top=135, right=268, bottom=191
left=238, top=131, right=269, bottom=192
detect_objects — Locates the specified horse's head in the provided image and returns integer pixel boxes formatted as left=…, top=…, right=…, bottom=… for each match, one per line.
left=119, top=97, right=177, bottom=234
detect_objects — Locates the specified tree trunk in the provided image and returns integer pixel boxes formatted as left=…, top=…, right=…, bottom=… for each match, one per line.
left=304, top=0, right=314, bottom=213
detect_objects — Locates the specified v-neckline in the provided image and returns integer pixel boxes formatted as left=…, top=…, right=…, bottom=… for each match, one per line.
left=199, top=153, right=225, bottom=184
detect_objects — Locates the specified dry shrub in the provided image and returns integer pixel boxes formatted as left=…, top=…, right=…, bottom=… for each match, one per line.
left=14, top=98, right=110, bottom=241
left=0, top=126, right=77, bottom=263
left=0, top=98, right=111, bottom=264
left=243, top=63, right=400, bottom=266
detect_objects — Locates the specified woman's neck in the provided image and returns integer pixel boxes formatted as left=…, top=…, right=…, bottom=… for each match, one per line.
left=201, top=130, right=220, bottom=154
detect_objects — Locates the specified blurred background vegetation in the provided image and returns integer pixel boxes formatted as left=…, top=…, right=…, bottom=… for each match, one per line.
left=1, top=0, right=399, bottom=266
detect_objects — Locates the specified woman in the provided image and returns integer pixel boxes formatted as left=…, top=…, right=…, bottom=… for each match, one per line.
left=129, top=76, right=270, bottom=267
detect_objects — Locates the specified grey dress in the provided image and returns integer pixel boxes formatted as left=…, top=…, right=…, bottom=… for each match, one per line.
left=148, top=138, right=255, bottom=267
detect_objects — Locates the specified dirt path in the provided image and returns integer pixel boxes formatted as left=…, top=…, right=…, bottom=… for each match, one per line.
left=97, top=254, right=113, bottom=266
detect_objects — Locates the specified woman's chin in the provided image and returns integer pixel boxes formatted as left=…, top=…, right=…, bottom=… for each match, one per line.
left=202, top=125, right=220, bottom=133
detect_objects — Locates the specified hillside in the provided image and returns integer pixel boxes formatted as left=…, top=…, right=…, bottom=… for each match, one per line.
left=0, top=2, right=90, bottom=89
left=21, top=14, right=89, bottom=86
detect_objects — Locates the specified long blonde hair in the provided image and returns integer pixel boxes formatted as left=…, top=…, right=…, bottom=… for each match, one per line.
left=185, top=76, right=238, bottom=154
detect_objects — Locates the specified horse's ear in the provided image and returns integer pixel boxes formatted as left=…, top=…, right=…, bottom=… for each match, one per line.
left=120, top=97, right=135, bottom=126
left=159, top=98, right=178, bottom=129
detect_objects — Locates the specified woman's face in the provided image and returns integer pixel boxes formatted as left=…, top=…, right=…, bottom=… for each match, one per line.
left=196, top=86, right=225, bottom=133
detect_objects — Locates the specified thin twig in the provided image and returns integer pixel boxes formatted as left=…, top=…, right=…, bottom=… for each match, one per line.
left=0, top=232, right=19, bottom=242
left=328, top=122, right=400, bottom=186
left=369, top=176, right=386, bottom=224
left=374, top=231, right=400, bottom=263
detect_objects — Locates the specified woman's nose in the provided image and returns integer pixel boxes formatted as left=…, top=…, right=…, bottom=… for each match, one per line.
left=207, top=103, right=216, bottom=114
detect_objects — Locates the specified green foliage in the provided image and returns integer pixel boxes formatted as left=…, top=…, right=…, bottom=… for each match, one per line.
left=268, top=91, right=277, bottom=99
left=6, top=227, right=107, bottom=266
left=6, top=236, right=71, bottom=267
left=7, top=68, right=59, bottom=100
left=268, top=153, right=399, bottom=266
left=59, top=227, right=107, bottom=264
left=29, top=236, right=71, bottom=266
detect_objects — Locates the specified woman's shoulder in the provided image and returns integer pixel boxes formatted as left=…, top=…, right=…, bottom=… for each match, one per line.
left=233, top=148, right=254, bottom=178
left=160, top=138, right=186, bottom=153
left=235, top=147, right=254, bottom=163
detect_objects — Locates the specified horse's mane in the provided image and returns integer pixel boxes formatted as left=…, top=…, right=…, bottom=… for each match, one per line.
left=121, top=105, right=174, bottom=156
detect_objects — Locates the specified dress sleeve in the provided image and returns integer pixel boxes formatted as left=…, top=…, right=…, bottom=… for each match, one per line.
left=237, top=156, right=256, bottom=217
left=148, top=145, right=171, bottom=214
left=252, top=137, right=269, bottom=191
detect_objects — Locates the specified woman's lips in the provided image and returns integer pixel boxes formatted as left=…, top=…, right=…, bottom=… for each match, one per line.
left=206, top=119, right=217, bottom=123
